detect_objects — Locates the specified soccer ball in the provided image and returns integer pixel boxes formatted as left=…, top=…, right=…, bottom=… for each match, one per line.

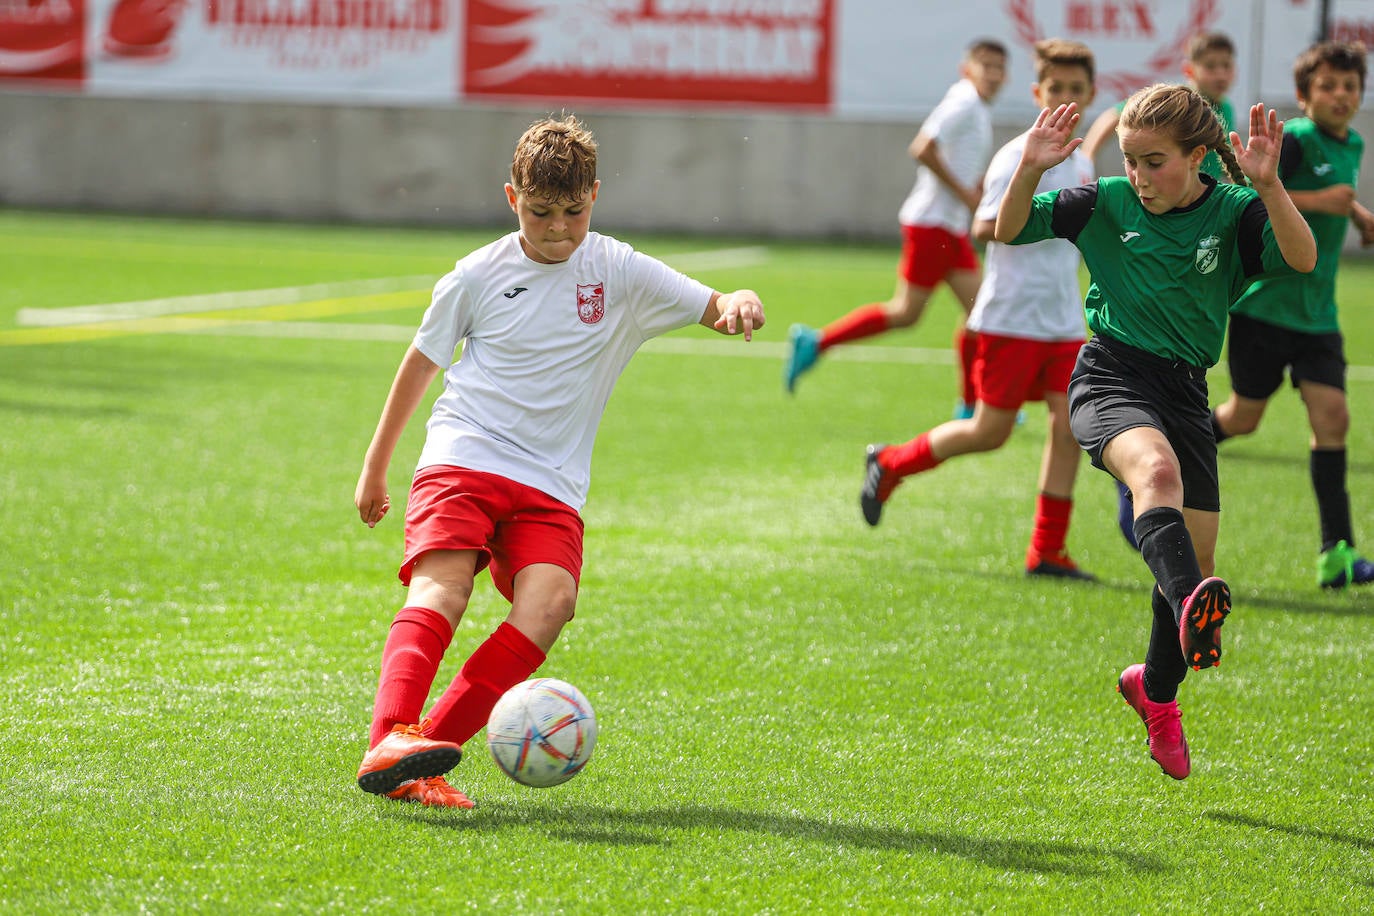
left=486, top=678, right=597, bottom=788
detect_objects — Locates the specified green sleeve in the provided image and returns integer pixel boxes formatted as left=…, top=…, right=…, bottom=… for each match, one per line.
left=1009, top=190, right=1060, bottom=245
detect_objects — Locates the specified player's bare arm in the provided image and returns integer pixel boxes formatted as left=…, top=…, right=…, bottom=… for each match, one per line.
left=912, top=132, right=982, bottom=212
left=701, top=289, right=765, bottom=341
left=1234, top=104, right=1318, bottom=273
left=1352, top=201, right=1374, bottom=245
left=994, top=104, right=1081, bottom=243
left=1288, top=183, right=1357, bottom=216
left=355, top=346, right=443, bottom=527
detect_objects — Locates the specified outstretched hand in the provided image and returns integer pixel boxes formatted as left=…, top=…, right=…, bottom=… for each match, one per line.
left=1021, top=103, right=1083, bottom=172
left=712, top=289, right=766, bottom=341
left=1232, top=103, right=1283, bottom=189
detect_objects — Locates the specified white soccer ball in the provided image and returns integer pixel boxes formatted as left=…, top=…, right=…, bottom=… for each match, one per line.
left=486, top=678, right=597, bottom=788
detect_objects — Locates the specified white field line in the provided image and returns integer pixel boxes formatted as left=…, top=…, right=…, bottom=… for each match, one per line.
left=16, top=275, right=436, bottom=327
left=15, top=246, right=770, bottom=328
left=15, top=242, right=1373, bottom=382
left=181, top=321, right=1374, bottom=382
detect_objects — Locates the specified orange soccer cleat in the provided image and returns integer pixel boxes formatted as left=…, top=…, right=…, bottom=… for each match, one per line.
left=386, top=776, right=475, bottom=809
left=356, top=721, right=462, bottom=796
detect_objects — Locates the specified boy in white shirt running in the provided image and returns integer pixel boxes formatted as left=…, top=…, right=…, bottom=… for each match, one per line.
left=351, top=115, right=766, bottom=808
left=785, top=38, right=1006, bottom=417
left=861, top=39, right=1098, bottom=580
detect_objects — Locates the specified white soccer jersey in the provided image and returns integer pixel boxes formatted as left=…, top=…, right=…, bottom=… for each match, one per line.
left=896, top=79, right=993, bottom=233
left=968, top=134, right=1095, bottom=341
left=412, top=231, right=713, bottom=510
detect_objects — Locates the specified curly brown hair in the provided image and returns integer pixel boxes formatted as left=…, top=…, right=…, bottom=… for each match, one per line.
left=509, top=114, right=598, bottom=203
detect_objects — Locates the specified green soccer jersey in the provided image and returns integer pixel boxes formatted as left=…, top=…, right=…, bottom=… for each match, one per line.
left=1231, top=117, right=1362, bottom=333
left=1012, top=175, right=1294, bottom=367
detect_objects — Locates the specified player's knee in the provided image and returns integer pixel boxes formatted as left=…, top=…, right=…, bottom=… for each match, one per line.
left=1226, top=413, right=1261, bottom=436
left=885, top=306, right=921, bottom=328
left=972, top=425, right=1013, bottom=451
left=1311, top=403, right=1349, bottom=439
left=1136, top=455, right=1184, bottom=502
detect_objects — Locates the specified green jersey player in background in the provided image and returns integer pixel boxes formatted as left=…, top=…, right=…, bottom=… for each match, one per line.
left=1212, top=41, right=1374, bottom=589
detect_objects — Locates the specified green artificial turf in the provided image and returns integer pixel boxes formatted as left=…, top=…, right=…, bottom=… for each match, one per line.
left=0, top=209, right=1370, bottom=914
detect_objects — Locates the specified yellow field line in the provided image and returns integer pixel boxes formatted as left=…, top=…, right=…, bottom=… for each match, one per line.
left=0, top=290, right=423, bottom=347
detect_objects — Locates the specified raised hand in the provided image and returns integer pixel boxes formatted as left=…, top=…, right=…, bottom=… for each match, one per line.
left=1232, top=103, right=1283, bottom=189
left=1020, top=103, right=1083, bottom=172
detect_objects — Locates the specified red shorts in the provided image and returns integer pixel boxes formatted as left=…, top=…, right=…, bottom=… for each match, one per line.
left=973, top=333, right=1085, bottom=410
left=401, top=465, right=584, bottom=602
left=898, top=224, right=979, bottom=288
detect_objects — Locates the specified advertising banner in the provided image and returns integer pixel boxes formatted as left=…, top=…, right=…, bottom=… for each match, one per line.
left=0, top=0, right=86, bottom=83
left=0, top=1, right=1350, bottom=120
left=461, top=0, right=833, bottom=109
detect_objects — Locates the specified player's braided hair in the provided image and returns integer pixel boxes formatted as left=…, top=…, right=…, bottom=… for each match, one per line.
left=1120, top=83, right=1245, bottom=185
left=510, top=114, right=598, bottom=203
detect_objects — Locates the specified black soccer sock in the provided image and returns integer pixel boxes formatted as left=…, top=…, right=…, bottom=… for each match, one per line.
left=1211, top=409, right=1231, bottom=444
left=1143, top=586, right=1186, bottom=703
left=1311, top=448, right=1353, bottom=552
left=1132, top=506, right=1204, bottom=621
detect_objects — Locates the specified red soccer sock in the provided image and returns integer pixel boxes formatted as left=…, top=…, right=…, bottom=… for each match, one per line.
left=819, top=303, right=889, bottom=350
left=1029, top=492, right=1073, bottom=559
left=956, top=328, right=978, bottom=406
left=881, top=432, right=942, bottom=478
left=422, top=621, right=547, bottom=747
left=368, top=606, right=454, bottom=748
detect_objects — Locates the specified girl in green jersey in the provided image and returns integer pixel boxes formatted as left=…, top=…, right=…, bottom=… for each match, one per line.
left=995, top=85, right=1316, bottom=779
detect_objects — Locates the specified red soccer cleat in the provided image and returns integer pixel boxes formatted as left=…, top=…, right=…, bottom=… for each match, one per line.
left=1025, top=548, right=1097, bottom=581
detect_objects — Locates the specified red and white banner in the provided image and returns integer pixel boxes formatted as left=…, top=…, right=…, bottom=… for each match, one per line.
left=0, top=1, right=1342, bottom=119
left=461, top=0, right=832, bottom=109
left=0, top=0, right=86, bottom=83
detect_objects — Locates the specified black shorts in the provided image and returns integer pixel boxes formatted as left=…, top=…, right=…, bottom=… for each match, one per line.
left=1068, top=336, right=1221, bottom=513
left=1227, top=312, right=1346, bottom=398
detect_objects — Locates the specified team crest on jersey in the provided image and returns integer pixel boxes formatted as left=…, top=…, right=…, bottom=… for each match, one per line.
left=576, top=283, right=605, bottom=324
left=1195, top=235, right=1221, bottom=275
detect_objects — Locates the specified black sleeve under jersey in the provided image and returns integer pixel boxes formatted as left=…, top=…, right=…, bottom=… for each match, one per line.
left=1236, top=199, right=1271, bottom=277
left=1050, top=184, right=1099, bottom=242
left=1278, top=132, right=1303, bottom=182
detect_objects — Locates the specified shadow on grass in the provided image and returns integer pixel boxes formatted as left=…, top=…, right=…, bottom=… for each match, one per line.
left=392, top=802, right=1168, bottom=877
left=0, top=398, right=134, bottom=418
left=1233, top=590, right=1372, bottom=618
left=1223, top=448, right=1374, bottom=474
left=1205, top=810, right=1373, bottom=852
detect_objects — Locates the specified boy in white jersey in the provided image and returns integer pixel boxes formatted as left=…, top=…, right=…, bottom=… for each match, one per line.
left=860, top=39, right=1098, bottom=581
left=351, top=115, right=765, bottom=808
left=785, top=38, right=1006, bottom=415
